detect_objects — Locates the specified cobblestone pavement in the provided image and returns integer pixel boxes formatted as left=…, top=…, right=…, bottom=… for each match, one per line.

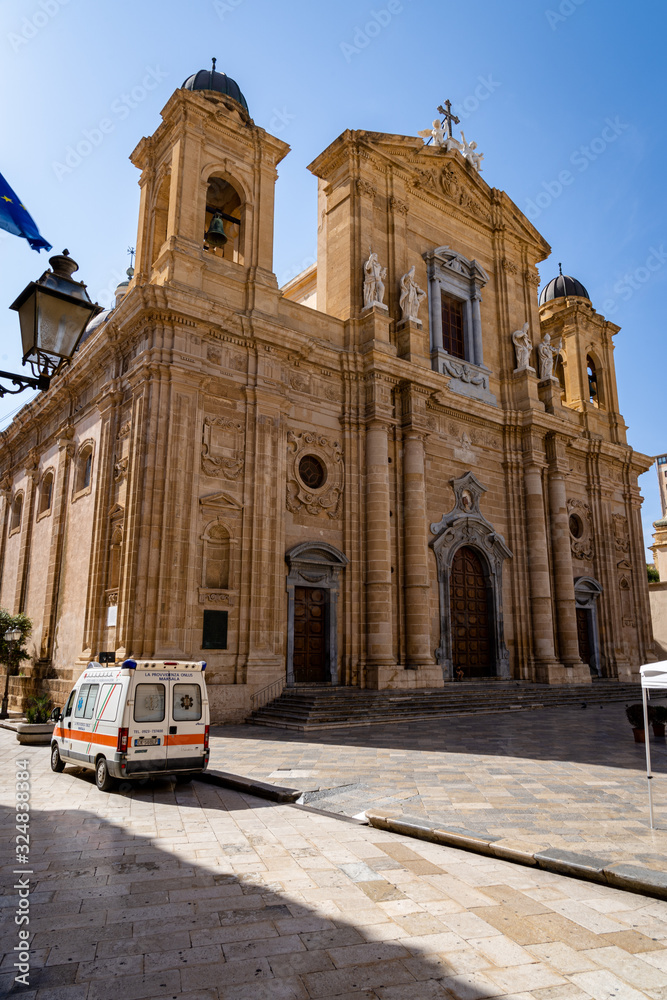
left=4, top=731, right=667, bottom=1000
left=209, top=704, right=667, bottom=872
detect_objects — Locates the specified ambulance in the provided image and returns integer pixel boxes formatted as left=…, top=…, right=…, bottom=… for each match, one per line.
left=50, top=659, right=210, bottom=791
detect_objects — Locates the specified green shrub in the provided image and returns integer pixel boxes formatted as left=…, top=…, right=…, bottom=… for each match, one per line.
left=25, top=694, right=52, bottom=724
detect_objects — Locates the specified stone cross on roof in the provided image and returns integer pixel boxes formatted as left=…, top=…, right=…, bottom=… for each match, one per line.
left=437, top=99, right=460, bottom=140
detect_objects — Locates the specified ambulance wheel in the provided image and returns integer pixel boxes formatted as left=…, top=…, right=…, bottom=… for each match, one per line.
left=95, top=757, right=115, bottom=792
left=51, top=744, right=65, bottom=773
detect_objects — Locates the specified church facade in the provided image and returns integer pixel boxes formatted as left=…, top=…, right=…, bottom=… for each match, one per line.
left=0, top=70, right=655, bottom=720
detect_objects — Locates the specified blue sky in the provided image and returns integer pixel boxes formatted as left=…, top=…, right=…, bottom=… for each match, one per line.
left=1, top=0, right=665, bottom=554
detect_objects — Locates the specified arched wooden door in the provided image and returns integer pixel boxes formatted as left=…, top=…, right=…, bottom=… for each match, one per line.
left=450, top=546, right=493, bottom=678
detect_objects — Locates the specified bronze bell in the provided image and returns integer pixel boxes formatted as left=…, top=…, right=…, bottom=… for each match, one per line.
left=205, top=213, right=227, bottom=247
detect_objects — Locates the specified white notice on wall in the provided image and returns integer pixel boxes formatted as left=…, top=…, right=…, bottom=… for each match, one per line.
left=106, top=605, right=118, bottom=627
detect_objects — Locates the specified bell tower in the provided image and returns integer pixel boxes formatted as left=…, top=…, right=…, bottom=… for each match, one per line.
left=130, top=62, right=289, bottom=301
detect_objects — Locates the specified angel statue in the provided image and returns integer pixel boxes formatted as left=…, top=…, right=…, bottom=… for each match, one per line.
left=459, top=131, right=484, bottom=172
left=418, top=120, right=462, bottom=153
left=512, top=322, right=533, bottom=371
left=399, top=266, right=427, bottom=323
left=363, top=250, right=387, bottom=309
left=418, top=119, right=446, bottom=147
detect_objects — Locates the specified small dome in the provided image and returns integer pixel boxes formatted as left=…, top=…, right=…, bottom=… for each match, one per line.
left=182, top=61, right=248, bottom=112
left=539, top=270, right=590, bottom=306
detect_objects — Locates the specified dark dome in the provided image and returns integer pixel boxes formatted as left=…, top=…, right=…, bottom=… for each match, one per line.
left=539, top=272, right=590, bottom=305
left=181, top=65, right=248, bottom=112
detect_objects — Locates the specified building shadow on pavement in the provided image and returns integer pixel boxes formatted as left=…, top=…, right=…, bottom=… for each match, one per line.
left=1, top=783, right=486, bottom=1000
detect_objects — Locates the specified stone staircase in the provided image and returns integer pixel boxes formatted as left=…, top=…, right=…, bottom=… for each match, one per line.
left=247, top=679, right=656, bottom=731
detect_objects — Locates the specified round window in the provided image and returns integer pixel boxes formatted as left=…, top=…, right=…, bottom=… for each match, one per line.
left=569, top=514, right=583, bottom=539
left=299, top=454, right=327, bottom=490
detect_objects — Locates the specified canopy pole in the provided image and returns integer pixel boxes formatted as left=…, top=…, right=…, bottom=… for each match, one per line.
left=643, top=684, right=654, bottom=829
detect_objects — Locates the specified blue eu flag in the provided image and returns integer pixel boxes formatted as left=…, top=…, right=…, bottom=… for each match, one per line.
left=0, top=172, right=52, bottom=252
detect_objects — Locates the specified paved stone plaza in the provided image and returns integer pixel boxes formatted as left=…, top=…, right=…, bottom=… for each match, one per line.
left=4, top=727, right=667, bottom=999
left=209, top=704, right=667, bottom=873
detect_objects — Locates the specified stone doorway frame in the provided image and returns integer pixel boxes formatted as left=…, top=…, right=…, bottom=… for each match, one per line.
left=430, top=472, right=512, bottom=682
left=574, top=576, right=603, bottom=676
left=285, top=542, right=348, bottom=687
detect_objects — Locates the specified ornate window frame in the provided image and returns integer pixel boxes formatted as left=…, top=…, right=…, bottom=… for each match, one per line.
left=285, top=542, right=348, bottom=686
left=72, top=440, right=95, bottom=502
left=423, top=245, right=495, bottom=404
left=36, top=468, right=55, bottom=521
left=9, top=490, right=24, bottom=536
left=429, top=472, right=511, bottom=681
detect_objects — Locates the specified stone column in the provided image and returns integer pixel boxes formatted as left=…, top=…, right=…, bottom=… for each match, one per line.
left=429, top=282, right=443, bottom=352
left=39, top=428, right=74, bottom=664
left=15, top=457, right=39, bottom=614
left=471, top=290, right=483, bottom=366
left=547, top=467, right=582, bottom=670
left=523, top=461, right=558, bottom=672
left=402, top=430, right=433, bottom=666
left=365, top=420, right=394, bottom=676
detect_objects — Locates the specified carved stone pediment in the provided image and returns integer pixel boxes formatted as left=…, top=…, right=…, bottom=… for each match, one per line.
left=199, top=491, right=243, bottom=511
left=423, top=245, right=489, bottom=286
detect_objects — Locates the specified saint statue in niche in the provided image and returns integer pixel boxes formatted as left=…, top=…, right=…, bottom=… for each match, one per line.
left=399, top=266, right=426, bottom=323
left=538, top=332, right=559, bottom=380
left=363, top=250, right=387, bottom=309
left=512, top=322, right=533, bottom=371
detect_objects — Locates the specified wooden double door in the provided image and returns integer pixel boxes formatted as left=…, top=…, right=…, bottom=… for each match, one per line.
left=293, top=587, right=327, bottom=683
left=450, top=546, right=493, bottom=678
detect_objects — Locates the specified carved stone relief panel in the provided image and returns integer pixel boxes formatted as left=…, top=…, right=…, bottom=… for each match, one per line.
left=567, top=498, right=594, bottom=560
left=286, top=430, right=344, bottom=519
left=201, top=415, right=245, bottom=480
left=613, top=513, right=630, bottom=553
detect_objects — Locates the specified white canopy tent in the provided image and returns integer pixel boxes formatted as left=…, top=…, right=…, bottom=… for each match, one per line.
left=641, top=661, right=667, bottom=829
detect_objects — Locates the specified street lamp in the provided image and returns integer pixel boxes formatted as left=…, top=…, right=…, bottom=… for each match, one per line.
left=1, top=626, right=22, bottom=719
left=3, top=249, right=101, bottom=398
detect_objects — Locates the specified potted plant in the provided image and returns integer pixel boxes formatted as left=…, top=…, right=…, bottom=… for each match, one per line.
left=16, top=694, right=54, bottom=745
left=626, top=703, right=646, bottom=743
left=652, top=705, right=667, bottom=738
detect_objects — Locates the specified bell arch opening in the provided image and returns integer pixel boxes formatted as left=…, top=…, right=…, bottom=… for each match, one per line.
left=204, top=175, right=244, bottom=265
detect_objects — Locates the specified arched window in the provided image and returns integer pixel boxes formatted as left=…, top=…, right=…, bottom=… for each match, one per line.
left=38, top=471, right=54, bottom=516
left=74, top=443, right=94, bottom=495
left=203, top=522, right=230, bottom=590
left=10, top=492, right=23, bottom=533
left=151, top=172, right=170, bottom=268
left=203, top=175, right=244, bottom=265
left=107, top=526, right=123, bottom=592
left=587, top=355, right=602, bottom=407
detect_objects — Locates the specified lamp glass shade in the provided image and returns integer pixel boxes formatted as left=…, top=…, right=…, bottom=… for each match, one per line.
left=3, top=628, right=21, bottom=643
left=16, top=284, right=98, bottom=361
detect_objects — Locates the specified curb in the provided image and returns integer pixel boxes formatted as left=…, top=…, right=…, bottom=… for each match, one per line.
left=365, top=810, right=667, bottom=902
left=197, top=768, right=302, bottom=803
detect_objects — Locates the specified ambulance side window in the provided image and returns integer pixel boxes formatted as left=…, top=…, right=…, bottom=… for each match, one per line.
left=97, top=683, right=122, bottom=722
left=134, top=683, right=165, bottom=722
left=173, top=683, right=202, bottom=721
left=64, top=690, right=76, bottom=718
left=74, top=683, right=99, bottom=720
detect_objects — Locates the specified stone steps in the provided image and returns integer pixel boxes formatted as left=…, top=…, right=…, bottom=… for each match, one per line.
left=247, top=680, right=651, bottom=730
